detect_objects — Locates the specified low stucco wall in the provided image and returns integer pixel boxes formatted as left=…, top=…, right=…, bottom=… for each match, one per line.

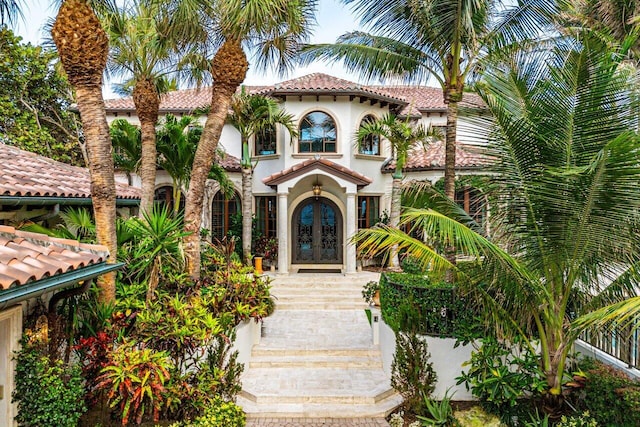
left=233, top=319, right=261, bottom=366
left=371, top=307, right=475, bottom=400
left=575, top=339, right=640, bottom=379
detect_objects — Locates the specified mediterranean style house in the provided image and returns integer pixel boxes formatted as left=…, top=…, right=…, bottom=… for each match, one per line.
left=104, top=73, right=487, bottom=274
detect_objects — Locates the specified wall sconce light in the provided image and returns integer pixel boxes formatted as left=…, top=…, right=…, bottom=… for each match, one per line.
left=312, top=180, right=322, bottom=199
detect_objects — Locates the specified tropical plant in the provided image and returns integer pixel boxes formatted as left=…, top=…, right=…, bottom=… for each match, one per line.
left=165, top=0, right=317, bottom=278
left=110, top=118, right=142, bottom=185
left=353, top=32, right=640, bottom=412
left=124, top=206, right=189, bottom=300
left=417, top=388, right=459, bottom=427
left=101, top=1, right=180, bottom=215
left=356, top=113, right=436, bottom=266
left=302, top=0, right=558, bottom=203
left=96, top=343, right=172, bottom=426
left=51, top=0, right=118, bottom=303
left=228, top=87, right=297, bottom=265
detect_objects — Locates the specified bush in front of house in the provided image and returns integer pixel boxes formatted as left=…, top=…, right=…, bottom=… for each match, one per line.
left=13, top=334, right=87, bottom=427
left=576, top=358, right=640, bottom=426
left=168, top=395, right=246, bottom=427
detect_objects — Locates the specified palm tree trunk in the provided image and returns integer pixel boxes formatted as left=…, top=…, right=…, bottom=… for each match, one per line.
left=444, top=100, right=459, bottom=272
left=52, top=0, right=115, bottom=303
left=184, top=40, right=248, bottom=278
left=133, top=78, right=160, bottom=217
left=75, top=86, right=117, bottom=303
left=241, top=166, right=253, bottom=266
left=388, top=176, right=402, bottom=268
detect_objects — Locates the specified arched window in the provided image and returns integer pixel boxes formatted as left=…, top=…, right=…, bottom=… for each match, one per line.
left=154, top=185, right=184, bottom=213
left=255, top=125, right=277, bottom=156
left=358, top=115, right=380, bottom=155
left=211, top=191, right=241, bottom=241
left=299, top=111, right=337, bottom=153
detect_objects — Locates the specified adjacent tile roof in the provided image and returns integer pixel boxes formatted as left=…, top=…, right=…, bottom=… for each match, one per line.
left=104, top=73, right=485, bottom=116
left=0, top=225, right=109, bottom=290
left=263, top=157, right=373, bottom=187
left=216, top=152, right=241, bottom=172
left=383, top=140, right=489, bottom=172
left=0, top=144, right=141, bottom=200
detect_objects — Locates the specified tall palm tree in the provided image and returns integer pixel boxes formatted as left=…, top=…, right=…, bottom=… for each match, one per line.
left=228, top=88, right=296, bottom=266
left=355, top=33, right=640, bottom=410
left=51, top=0, right=117, bottom=303
left=302, top=0, right=558, bottom=202
left=101, top=1, right=178, bottom=216
left=110, top=118, right=141, bottom=185
left=0, top=0, right=21, bottom=26
left=167, top=0, right=317, bottom=278
left=356, top=113, right=435, bottom=267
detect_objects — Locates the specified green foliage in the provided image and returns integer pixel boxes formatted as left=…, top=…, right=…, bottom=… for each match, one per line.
left=391, top=331, right=437, bottom=416
left=456, top=337, right=546, bottom=417
left=417, top=389, right=460, bottom=427
left=401, top=255, right=426, bottom=275
left=110, top=119, right=141, bottom=177
left=96, top=343, right=171, bottom=426
left=576, top=359, right=640, bottom=426
left=380, top=273, right=479, bottom=338
left=361, top=280, right=380, bottom=305
left=556, top=411, right=598, bottom=427
left=169, top=395, right=246, bottom=427
left=12, top=336, right=86, bottom=427
left=0, top=28, right=83, bottom=165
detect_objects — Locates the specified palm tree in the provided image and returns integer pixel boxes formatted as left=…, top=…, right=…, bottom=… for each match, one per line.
left=356, top=113, right=436, bottom=267
left=0, top=0, right=21, bottom=26
left=166, top=0, right=317, bottom=278
left=51, top=0, right=117, bottom=303
left=228, top=88, right=296, bottom=266
left=302, top=0, right=558, bottom=202
left=355, top=34, right=640, bottom=410
left=110, top=119, right=141, bottom=185
left=101, top=1, right=178, bottom=216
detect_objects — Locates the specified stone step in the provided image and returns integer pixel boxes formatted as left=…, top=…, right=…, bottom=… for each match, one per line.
left=275, top=302, right=367, bottom=310
left=237, top=393, right=403, bottom=418
left=271, top=288, right=363, bottom=296
left=249, top=354, right=383, bottom=369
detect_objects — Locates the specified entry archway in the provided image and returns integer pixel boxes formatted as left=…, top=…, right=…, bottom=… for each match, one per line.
left=292, top=197, right=343, bottom=264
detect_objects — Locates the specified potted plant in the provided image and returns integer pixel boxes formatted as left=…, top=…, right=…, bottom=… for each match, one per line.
left=362, top=280, right=380, bottom=306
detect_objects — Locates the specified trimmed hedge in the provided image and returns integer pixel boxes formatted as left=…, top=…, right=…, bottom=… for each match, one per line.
left=380, top=272, right=476, bottom=337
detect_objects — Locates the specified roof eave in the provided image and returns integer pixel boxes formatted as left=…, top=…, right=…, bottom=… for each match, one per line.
left=0, top=196, right=140, bottom=206
left=0, top=261, right=124, bottom=309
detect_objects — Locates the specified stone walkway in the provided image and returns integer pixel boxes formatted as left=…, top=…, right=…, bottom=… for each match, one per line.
left=238, top=272, right=399, bottom=424
left=246, top=418, right=390, bottom=426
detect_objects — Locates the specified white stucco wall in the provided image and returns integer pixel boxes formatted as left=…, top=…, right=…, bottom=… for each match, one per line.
left=233, top=319, right=261, bottom=367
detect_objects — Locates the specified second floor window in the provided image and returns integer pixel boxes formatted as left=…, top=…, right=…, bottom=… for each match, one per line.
left=255, top=125, right=277, bottom=155
left=358, top=115, right=380, bottom=155
left=299, top=111, right=337, bottom=153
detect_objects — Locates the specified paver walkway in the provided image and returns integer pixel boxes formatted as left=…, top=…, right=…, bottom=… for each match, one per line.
left=246, top=417, right=390, bottom=426
left=238, top=272, right=399, bottom=424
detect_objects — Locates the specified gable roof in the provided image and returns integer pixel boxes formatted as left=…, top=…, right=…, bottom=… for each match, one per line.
left=384, top=140, right=489, bottom=172
left=104, top=73, right=484, bottom=116
left=0, top=225, right=121, bottom=306
left=263, top=157, right=373, bottom=188
left=0, top=144, right=141, bottom=202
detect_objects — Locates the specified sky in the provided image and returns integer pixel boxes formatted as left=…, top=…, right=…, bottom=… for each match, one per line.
left=13, top=0, right=368, bottom=98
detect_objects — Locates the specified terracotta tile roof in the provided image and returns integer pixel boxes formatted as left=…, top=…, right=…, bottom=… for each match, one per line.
left=383, top=140, right=489, bottom=172
left=263, top=157, right=373, bottom=187
left=216, top=152, right=241, bottom=172
left=104, top=73, right=484, bottom=116
left=0, top=144, right=141, bottom=200
left=0, top=225, right=109, bottom=290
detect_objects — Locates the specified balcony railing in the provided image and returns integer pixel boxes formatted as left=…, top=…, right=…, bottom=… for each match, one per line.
left=580, top=324, right=640, bottom=368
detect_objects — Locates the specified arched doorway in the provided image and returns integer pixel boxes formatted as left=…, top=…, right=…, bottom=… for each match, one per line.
left=292, top=197, right=342, bottom=264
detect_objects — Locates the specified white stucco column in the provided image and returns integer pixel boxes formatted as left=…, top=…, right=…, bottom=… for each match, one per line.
left=346, top=192, right=357, bottom=274
left=277, top=192, right=289, bottom=274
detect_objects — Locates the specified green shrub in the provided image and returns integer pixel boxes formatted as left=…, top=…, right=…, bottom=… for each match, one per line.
left=401, top=255, right=426, bottom=274
left=169, top=396, right=246, bottom=427
left=13, top=336, right=87, bottom=427
left=577, top=358, right=640, bottom=426
left=391, top=330, right=437, bottom=416
left=380, top=272, right=479, bottom=338
left=456, top=336, right=546, bottom=418
left=556, top=411, right=598, bottom=427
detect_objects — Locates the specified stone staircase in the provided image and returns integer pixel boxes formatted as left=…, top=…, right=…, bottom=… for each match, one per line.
left=237, top=272, right=402, bottom=419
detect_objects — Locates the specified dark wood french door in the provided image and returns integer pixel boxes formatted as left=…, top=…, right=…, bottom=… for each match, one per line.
left=292, top=197, right=342, bottom=264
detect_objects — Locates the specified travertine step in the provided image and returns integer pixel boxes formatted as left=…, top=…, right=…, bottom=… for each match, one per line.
left=275, top=301, right=367, bottom=310
left=250, top=354, right=383, bottom=369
